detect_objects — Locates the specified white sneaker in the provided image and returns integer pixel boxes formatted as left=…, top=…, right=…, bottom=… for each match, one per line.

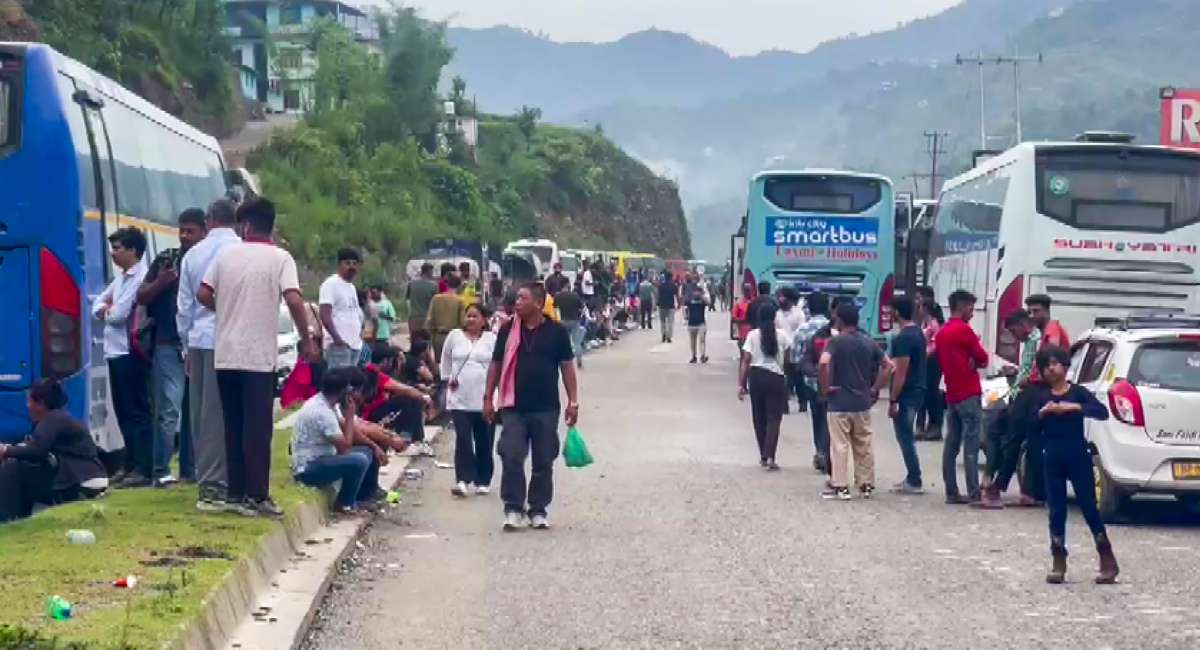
left=418, top=442, right=436, bottom=457
left=451, top=481, right=468, bottom=497
left=475, top=485, right=491, bottom=495
left=529, top=514, right=550, bottom=529
left=503, top=511, right=525, bottom=531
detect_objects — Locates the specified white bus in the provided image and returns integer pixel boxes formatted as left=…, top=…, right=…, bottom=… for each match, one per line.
left=929, top=133, right=1200, bottom=363
left=504, top=238, right=560, bottom=278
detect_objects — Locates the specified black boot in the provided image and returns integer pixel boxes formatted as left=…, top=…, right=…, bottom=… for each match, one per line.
left=1095, top=532, right=1119, bottom=584
left=1046, top=537, right=1068, bottom=584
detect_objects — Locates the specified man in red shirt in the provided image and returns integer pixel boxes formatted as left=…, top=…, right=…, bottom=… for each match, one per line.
left=934, top=290, right=989, bottom=504
left=1026, top=294, right=1070, bottom=351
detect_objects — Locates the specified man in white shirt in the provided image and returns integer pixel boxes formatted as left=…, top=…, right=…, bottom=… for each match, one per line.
left=198, top=198, right=315, bottom=517
left=581, top=262, right=596, bottom=310
left=775, top=288, right=807, bottom=339
left=91, top=227, right=152, bottom=487
left=319, top=248, right=364, bottom=368
left=177, top=198, right=241, bottom=512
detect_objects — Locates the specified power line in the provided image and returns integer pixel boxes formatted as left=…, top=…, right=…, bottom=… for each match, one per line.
left=956, top=50, right=1044, bottom=148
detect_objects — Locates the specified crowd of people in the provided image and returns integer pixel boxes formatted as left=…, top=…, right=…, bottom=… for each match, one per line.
left=732, top=283, right=1119, bottom=584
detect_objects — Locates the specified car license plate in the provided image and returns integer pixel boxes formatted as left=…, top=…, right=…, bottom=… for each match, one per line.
left=1171, top=461, right=1200, bottom=480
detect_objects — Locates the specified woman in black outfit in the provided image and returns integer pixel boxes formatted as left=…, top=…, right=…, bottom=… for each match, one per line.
left=0, top=379, right=107, bottom=523
left=916, top=293, right=946, bottom=440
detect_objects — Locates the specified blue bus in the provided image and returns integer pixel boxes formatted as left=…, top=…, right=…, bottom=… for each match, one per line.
left=0, top=43, right=229, bottom=444
left=735, top=170, right=896, bottom=341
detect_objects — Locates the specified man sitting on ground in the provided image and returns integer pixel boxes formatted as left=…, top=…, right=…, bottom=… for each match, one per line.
left=364, top=343, right=436, bottom=456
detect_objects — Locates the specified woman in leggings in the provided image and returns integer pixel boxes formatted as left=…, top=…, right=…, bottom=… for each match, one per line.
left=738, top=305, right=790, bottom=470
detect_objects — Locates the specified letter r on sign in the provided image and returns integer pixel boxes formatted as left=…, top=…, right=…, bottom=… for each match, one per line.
left=1170, top=98, right=1200, bottom=145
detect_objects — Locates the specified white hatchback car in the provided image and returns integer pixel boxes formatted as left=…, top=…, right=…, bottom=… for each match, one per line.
left=276, top=303, right=300, bottom=388
left=1072, top=315, right=1200, bottom=520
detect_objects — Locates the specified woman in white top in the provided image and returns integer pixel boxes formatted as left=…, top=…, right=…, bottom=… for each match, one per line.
left=738, top=304, right=791, bottom=471
left=440, top=303, right=498, bottom=496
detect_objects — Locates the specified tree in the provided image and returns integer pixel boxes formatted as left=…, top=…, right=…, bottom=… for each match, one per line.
left=516, top=105, right=542, bottom=150
left=451, top=75, right=466, bottom=101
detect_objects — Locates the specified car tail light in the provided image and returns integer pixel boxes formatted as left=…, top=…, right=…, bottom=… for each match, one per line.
left=1178, top=333, right=1200, bottom=342
left=742, top=268, right=757, bottom=299
left=878, top=273, right=894, bottom=332
left=40, top=248, right=82, bottom=378
left=1108, top=379, right=1145, bottom=427
left=995, top=274, right=1024, bottom=363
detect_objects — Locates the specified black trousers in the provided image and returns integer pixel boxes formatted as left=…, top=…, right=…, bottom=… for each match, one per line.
left=992, top=388, right=1046, bottom=498
left=810, top=395, right=831, bottom=473
left=1045, top=434, right=1106, bottom=542
left=0, top=459, right=54, bottom=522
left=216, top=369, right=276, bottom=501
left=639, top=303, right=654, bottom=329
left=451, top=410, right=495, bottom=486
left=108, top=354, right=152, bottom=477
left=498, top=410, right=559, bottom=516
left=918, top=356, right=945, bottom=432
left=748, top=367, right=787, bottom=462
left=368, top=396, right=426, bottom=443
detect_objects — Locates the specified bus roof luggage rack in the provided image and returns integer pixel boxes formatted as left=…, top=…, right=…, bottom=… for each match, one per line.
left=1075, top=131, right=1135, bottom=144
left=1094, top=313, right=1200, bottom=330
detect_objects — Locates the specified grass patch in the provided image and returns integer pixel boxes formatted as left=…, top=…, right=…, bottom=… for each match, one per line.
left=0, top=430, right=320, bottom=649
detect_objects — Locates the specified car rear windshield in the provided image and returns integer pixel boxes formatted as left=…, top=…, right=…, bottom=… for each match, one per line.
left=1036, top=148, right=1200, bottom=232
left=1130, top=340, right=1200, bottom=392
left=763, top=175, right=882, bottom=214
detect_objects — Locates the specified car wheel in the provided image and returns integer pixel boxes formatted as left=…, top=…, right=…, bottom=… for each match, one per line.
left=1093, top=455, right=1128, bottom=522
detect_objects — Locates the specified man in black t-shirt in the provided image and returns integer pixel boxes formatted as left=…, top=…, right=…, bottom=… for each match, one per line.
left=484, top=283, right=580, bottom=531
left=685, top=290, right=709, bottom=364
left=555, top=288, right=586, bottom=369
left=887, top=295, right=927, bottom=493
left=136, top=208, right=207, bottom=485
left=656, top=275, right=678, bottom=343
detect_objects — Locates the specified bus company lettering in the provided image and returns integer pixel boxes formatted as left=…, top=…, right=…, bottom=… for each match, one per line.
left=767, top=216, right=878, bottom=248
left=774, top=246, right=879, bottom=260
left=1053, top=238, right=1198, bottom=254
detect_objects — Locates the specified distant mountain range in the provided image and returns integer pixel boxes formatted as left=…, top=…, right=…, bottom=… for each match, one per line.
left=444, top=0, right=1199, bottom=262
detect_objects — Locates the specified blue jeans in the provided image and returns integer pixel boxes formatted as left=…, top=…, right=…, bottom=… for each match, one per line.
left=943, top=398, right=983, bottom=498
left=562, top=320, right=584, bottom=360
left=152, top=345, right=186, bottom=478
left=892, top=395, right=923, bottom=487
left=1044, top=434, right=1106, bottom=542
left=294, top=447, right=373, bottom=507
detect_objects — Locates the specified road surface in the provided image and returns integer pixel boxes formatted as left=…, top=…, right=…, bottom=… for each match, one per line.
left=304, top=313, right=1200, bottom=649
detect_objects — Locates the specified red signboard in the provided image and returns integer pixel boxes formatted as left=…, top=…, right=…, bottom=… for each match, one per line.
left=1161, top=88, right=1200, bottom=149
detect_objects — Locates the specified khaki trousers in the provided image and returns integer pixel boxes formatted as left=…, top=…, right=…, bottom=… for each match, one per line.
left=828, top=411, right=875, bottom=489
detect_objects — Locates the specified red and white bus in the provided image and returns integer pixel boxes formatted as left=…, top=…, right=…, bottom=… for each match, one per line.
left=928, top=133, right=1200, bottom=363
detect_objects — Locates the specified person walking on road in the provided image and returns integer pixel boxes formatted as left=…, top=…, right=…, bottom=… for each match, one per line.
left=1029, top=345, right=1119, bottom=585
left=656, top=273, right=678, bottom=343
left=177, top=199, right=240, bottom=511
left=935, top=290, right=989, bottom=504
left=406, top=263, right=438, bottom=336
left=915, top=286, right=945, bottom=441
left=819, top=304, right=892, bottom=500
left=92, top=227, right=152, bottom=488
left=440, top=303, right=498, bottom=497
left=198, top=197, right=316, bottom=517
left=638, top=275, right=655, bottom=330
left=427, top=274, right=467, bottom=363
left=369, top=284, right=396, bottom=345
left=685, top=287, right=709, bottom=364
left=554, top=286, right=586, bottom=369
left=731, top=283, right=754, bottom=349
left=320, top=248, right=364, bottom=369
left=484, top=283, right=580, bottom=531
left=738, top=305, right=790, bottom=470
left=137, top=208, right=207, bottom=485
left=887, top=296, right=927, bottom=494
left=795, top=292, right=832, bottom=473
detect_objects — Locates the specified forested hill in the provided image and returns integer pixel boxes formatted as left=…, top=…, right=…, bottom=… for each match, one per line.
left=2, top=1, right=690, bottom=283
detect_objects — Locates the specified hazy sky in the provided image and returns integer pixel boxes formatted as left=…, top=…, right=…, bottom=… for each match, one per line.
left=378, top=0, right=965, bottom=56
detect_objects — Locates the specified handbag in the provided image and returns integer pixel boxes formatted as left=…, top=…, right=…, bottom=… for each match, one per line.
left=448, top=335, right=481, bottom=391
left=128, top=304, right=155, bottom=364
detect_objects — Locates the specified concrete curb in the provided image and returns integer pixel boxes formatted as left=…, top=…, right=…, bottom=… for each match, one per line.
left=169, top=426, right=441, bottom=650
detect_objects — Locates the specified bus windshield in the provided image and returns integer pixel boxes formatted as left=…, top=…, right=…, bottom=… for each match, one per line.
left=764, top=175, right=882, bottom=214
left=1037, top=149, right=1200, bottom=232
left=512, top=245, right=554, bottom=266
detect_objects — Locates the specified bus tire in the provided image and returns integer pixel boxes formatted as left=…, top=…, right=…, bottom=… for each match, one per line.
left=1093, top=455, right=1128, bottom=523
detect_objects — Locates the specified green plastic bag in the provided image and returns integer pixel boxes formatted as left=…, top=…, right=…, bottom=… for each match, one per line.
left=562, top=426, right=594, bottom=468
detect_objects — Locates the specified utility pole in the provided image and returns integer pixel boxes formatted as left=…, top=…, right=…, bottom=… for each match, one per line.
left=956, top=50, right=1043, bottom=147
left=923, top=130, right=949, bottom=200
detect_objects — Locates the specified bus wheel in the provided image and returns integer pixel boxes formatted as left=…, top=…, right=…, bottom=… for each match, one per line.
left=1093, top=455, right=1129, bottom=523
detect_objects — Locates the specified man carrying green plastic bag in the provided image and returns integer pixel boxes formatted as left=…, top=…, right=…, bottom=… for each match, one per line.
left=563, top=426, right=593, bottom=468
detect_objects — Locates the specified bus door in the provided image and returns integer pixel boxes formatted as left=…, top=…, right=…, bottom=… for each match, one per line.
left=729, top=226, right=745, bottom=340
left=894, top=192, right=914, bottom=293
left=72, top=86, right=123, bottom=447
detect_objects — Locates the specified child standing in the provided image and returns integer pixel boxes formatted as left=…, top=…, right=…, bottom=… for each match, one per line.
left=1031, top=345, right=1119, bottom=584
